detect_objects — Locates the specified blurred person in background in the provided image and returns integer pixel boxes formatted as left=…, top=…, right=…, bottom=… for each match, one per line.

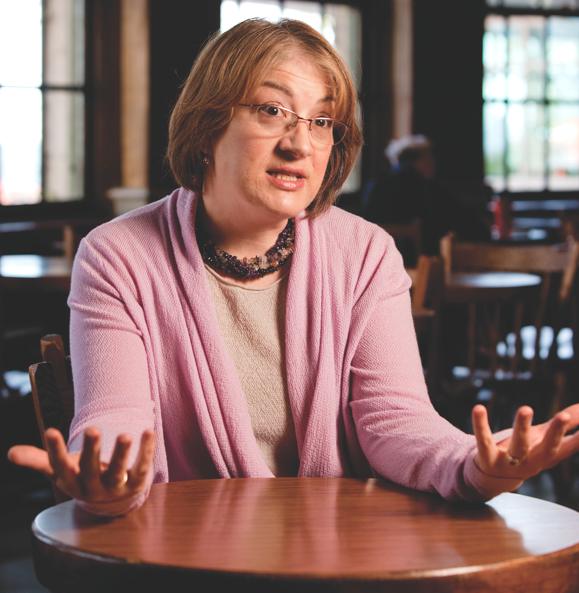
left=364, top=135, right=490, bottom=262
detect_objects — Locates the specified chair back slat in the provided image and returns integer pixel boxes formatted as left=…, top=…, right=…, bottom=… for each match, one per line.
left=29, top=334, right=74, bottom=503
left=440, top=234, right=579, bottom=301
left=29, top=361, right=73, bottom=446
left=439, top=233, right=579, bottom=417
left=412, top=255, right=443, bottom=312
left=411, top=256, right=444, bottom=395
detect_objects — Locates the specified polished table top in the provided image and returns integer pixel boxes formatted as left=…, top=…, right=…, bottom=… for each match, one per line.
left=32, top=478, right=579, bottom=593
left=445, top=271, right=542, bottom=303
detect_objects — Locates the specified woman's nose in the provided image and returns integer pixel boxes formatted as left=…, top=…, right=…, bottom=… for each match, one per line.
left=277, top=119, right=313, bottom=157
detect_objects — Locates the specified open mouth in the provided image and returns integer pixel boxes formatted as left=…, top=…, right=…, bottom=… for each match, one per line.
left=267, top=169, right=306, bottom=181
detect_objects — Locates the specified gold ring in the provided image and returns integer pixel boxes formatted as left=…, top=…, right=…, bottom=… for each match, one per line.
left=119, top=471, right=129, bottom=486
left=506, top=453, right=522, bottom=466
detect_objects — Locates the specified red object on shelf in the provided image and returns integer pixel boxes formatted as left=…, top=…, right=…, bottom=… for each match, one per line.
left=491, top=195, right=512, bottom=240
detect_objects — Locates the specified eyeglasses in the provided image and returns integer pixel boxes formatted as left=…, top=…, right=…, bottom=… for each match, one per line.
left=238, top=103, right=348, bottom=147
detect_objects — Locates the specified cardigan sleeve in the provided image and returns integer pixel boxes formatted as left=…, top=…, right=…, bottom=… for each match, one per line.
left=67, top=237, right=155, bottom=515
left=349, top=242, right=518, bottom=501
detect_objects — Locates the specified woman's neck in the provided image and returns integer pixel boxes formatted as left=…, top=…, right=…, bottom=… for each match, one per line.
left=198, top=200, right=289, bottom=259
left=196, top=199, right=293, bottom=288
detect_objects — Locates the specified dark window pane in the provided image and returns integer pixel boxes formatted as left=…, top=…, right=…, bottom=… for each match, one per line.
left=0, top=88, right=42, bottom=205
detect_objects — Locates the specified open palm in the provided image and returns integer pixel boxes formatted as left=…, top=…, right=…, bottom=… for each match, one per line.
left=8, top=427, right=154, bottom=503
left=472, top=403, right=579, bottom=481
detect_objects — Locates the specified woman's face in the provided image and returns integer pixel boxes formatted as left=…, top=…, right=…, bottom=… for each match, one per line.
left=203, top=53, right=335, bottom=229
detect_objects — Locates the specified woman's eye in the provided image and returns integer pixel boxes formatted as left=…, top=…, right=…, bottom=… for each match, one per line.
left=260, top=104, right=283, bottom=117
left=314, top=118, right=331, bottom=129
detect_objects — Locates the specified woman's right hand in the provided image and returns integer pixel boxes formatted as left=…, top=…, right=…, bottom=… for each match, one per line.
left=8, top=427, right=155, bottom=504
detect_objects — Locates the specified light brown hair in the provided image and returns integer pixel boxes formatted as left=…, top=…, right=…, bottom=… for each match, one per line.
left=166, top=18, right=362, bottom=216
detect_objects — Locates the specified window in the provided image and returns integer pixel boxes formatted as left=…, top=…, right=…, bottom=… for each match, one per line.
left=0, top=0, right=85, bottom=206
left=483, top=0, right=579, bottom=192
left=220, top=0, right=362, bottom=193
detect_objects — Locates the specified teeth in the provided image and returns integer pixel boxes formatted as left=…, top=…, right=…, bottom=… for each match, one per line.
left=271, top=172, right=299, bottom=181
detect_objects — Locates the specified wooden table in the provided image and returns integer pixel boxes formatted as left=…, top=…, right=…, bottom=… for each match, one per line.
left=0, top=254, right=72, bottom=292
left=31, top=478, right=579, bottom=593
left=445, top=272, right=542, bottom=304
left=0, top=218, right=101, bottom=262
left=444, top=272, right=542, bottom=375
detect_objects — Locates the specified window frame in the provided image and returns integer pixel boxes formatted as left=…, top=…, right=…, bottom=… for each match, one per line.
left=0, top=0, right=120, bottom=220
left=483, top=1, right=579, bottom=198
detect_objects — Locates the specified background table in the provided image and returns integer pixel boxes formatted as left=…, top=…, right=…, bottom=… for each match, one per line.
left=32, top=478, right=579, bottom=593
left=444, top=272, right=543, bottom=376
left=0, top=255, right=72, bottom=292
left=445, top=271, right=541, bottom=304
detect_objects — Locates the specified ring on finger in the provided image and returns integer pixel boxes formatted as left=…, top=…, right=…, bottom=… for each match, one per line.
left=119, top=471, right=129, bottom=486
left=505, top=452, right=523, bottom=466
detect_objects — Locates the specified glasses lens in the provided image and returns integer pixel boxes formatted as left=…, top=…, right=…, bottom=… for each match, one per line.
left=310, top=119, right=348, bottom=146
left=332, top=122, right=348, bottom=146
left=254, top=104, right=289, bottom=131
left=251, top=104, right=347, bottom=146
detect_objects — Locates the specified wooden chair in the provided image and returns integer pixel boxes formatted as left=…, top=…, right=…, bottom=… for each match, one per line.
left=560, top=212, right=579, bottom=242
left=440, top=233, right=579, bottom=424
left=440, top=233, right=578, bottom=376
left=0, top=286, right=43, bottom=398
left=381, top=219, right=422, bottom=267
left=411, top=255, right=444, bottom=397
left=29, top=334, right=74, bottom=502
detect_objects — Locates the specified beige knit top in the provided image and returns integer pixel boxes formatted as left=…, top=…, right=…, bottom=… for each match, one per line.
left=205, top=265, right=299, bottom=476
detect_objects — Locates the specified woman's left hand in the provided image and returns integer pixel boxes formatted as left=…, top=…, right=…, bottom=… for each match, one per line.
left=472, top=403, right=579, bottom=482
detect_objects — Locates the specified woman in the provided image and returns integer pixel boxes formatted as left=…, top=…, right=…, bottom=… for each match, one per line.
left=9, top=18, right=579, bottom=516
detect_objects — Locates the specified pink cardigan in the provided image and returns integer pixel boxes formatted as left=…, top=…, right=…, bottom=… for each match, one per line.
left=68, top=189, right=508, bottom=514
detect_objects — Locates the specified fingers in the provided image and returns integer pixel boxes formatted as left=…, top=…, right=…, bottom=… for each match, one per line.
left=7, top=445, right=54, bottom=477
left=538, top=411, right=571, bottom=462
left=128, top=430, right=155, bottom=490
left=45, top=428, right=82, bottom=497
left=102, top=434, right=132, bottom=491
left=508, top=406, right=533, bottom=461
left=78, top=428, right=104, bottom=496
left=472, top=405, right=496, bottom=468
left=45, top=427, right=154, bottom=503
left=557, top=403, right=579, bottom=423
left=557, top=429, right=579, bottom=461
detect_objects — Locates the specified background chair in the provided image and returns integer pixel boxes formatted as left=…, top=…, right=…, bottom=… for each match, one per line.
left=411, top=255, right=444, bottom=399
left=440, top=233, right=579, bottom=424
left=380, top=219, right=422, bottom=268
left=29, top=334, right=74, bottom=503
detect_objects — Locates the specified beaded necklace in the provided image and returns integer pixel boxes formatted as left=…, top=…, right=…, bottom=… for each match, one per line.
left=197, top=218, right=295, bottom=280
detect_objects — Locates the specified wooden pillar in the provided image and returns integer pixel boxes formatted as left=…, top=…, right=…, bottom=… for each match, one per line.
left=391, top=0, right=413, bottom=140
left=120, top=0, right=150, bottom=190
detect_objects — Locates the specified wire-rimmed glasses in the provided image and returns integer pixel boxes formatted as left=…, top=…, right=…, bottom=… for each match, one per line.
left=238, top=103, right=348, bottom=147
